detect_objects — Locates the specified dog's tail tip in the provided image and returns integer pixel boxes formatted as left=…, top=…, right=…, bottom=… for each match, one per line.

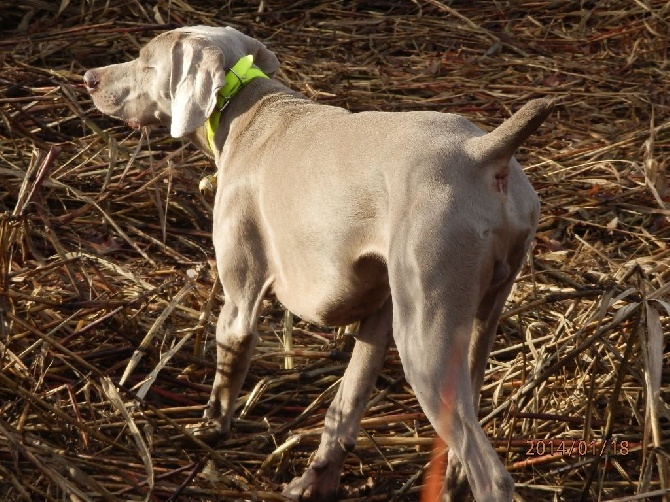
left=470, top=96, right=554, bottom=167
left=521, top=97, right=556, bottom=123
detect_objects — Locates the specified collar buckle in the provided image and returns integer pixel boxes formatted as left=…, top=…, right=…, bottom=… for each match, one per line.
left=217, top=96, right=231, bottom=112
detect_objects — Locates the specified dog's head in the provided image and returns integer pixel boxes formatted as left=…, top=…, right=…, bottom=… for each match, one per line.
left=83, top=26, right=279, bottom=138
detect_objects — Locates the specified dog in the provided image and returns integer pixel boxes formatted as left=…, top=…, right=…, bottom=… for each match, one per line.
left=84, top=25, right=551, bottom=501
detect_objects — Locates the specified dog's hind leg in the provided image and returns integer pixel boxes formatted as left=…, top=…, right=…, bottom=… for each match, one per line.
left=388, top=210, right=515, bottom=502
left=441, top=242, right=530, bottom=500
left=441, top=283, right=514, bottom=500
left=283, top=298, right=393, bottom=502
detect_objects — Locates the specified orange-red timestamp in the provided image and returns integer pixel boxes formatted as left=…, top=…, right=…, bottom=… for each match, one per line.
left=525, top=439, right=630, bottom=457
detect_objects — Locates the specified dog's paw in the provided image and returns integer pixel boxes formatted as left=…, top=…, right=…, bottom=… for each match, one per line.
left=441, top=456, right=469, bottom=502
left=184, top=419, right=226, bottom=443
left=198, top=173, right=217, bottom=199
left=282, top=467, right=339, bottom=502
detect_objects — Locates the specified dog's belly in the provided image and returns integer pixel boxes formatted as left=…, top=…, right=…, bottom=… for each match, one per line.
left=273, top=253, right=390, bottom=327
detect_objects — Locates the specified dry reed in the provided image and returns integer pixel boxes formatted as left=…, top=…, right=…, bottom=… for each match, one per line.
left=0, top=1, right=668, bottom=501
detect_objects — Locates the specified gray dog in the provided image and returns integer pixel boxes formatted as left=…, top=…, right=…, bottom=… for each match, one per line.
left=84, top=25, right=551, bottom=501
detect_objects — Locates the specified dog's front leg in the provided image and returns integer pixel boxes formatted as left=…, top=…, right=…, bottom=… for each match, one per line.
left=199, top=212, right=273, bottom=437
left=202, top=299, right=259, bottom=435
left=283, top=298, right=393, bottom=501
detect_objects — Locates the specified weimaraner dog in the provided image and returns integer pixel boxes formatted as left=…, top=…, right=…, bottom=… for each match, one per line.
left=84, top=25, right=551, bottom=502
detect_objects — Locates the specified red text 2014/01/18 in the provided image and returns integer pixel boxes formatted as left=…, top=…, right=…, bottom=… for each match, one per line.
left=525, top=439, right=630, bottom=457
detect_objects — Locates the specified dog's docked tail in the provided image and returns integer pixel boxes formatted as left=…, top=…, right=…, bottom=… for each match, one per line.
left=468, top=98, right=554, bottom=193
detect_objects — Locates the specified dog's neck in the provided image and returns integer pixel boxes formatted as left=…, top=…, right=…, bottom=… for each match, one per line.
left=191, top=78, right=308, bottom=161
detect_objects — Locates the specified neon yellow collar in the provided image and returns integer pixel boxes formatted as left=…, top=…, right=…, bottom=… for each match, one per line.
left=205, top=54, right=269, bottom=151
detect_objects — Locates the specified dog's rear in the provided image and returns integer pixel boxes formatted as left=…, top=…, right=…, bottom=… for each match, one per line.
left=386, top=100, right=549, bottom=501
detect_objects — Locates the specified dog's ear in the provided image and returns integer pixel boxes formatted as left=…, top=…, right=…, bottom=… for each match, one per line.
left=469, top=98, right=554, bottom=164
left=196, top=26, right=279, bottom=77
left=168, top=27, right=280, bottom=138
left=169, top=38, right=226, bottom=138
left=219, top=26, right=280, bottom=78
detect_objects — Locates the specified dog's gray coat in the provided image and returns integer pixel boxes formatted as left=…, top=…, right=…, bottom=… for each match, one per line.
left=84, top=25, right=551, bottom=501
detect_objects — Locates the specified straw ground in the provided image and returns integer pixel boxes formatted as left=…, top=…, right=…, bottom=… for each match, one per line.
left=0, top=1, right=668, bottom=500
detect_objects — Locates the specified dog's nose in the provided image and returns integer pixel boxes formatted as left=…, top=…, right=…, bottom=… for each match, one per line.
left=83, top=70, right=99, bottom=91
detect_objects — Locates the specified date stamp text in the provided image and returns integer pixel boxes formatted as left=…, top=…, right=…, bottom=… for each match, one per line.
left=525, top=439, right=630, bottom=457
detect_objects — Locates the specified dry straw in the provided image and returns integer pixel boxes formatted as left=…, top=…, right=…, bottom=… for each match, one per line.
left=0, top=1, right=668, bottom=501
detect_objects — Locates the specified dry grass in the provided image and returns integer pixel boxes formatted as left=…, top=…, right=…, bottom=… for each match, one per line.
left=0, top=1, right=669, bottom=501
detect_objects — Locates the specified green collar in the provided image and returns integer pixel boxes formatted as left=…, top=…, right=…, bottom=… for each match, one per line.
left=205, top=54, right=269, bottom=151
